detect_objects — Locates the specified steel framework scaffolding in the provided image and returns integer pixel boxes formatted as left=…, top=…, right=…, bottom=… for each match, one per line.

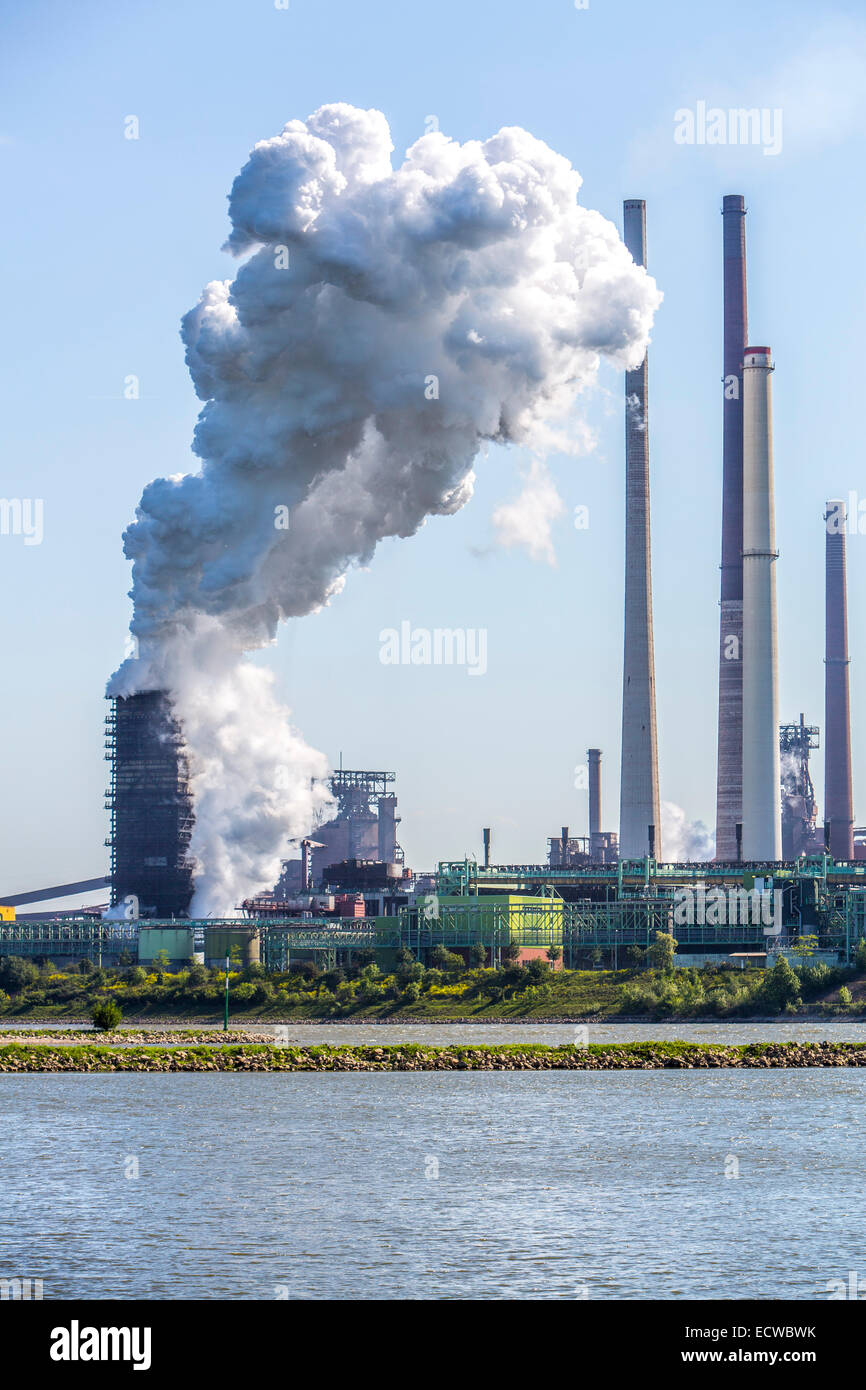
left=105, top=692, right=195, bottom=918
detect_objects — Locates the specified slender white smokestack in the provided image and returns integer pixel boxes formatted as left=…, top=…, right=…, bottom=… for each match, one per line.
left=741, top=346, right=781, bottom=860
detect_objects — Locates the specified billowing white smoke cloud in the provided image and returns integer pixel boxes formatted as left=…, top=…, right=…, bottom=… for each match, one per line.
left=662, top=801, right=715, bottom=862
left=491, top=458, right=565, bottom=565
left=109, top=103, right=661, bottom=912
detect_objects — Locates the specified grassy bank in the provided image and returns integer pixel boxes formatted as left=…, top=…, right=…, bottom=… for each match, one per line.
left=3, top=1040, right=866, bottom=1072
left=1, top=950, right=864, bottom=1023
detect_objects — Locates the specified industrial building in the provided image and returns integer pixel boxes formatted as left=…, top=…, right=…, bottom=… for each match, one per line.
left=105, top=692, right=195, bottom=918
left=273, top=768, right=402, bottom=897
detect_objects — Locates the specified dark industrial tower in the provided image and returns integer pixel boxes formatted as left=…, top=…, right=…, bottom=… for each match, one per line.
left=619, top=199, right=662, bottom=860
left=780, top=715, right=819, bottom=860
left=825, top=500, right=855, bottom=859
left=715, top=195, right=748, bottom=860
left=105, top=691, right=195, bottom=917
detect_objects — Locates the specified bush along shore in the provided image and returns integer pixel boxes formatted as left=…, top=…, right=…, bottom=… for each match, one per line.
left=2, top=938, right=866, bottom=1023
left=4, top=1041, right=866, bottom=1072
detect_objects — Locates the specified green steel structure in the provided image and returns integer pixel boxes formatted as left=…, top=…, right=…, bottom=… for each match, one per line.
left=4, top=886, right=866, bottom=969
left=0, top=919, right=139, bottom=964
left=436, top=856, right=866, bottom=897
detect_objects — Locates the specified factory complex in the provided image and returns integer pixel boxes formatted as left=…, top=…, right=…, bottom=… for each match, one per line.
left=2, top=193, right=864, bottom=979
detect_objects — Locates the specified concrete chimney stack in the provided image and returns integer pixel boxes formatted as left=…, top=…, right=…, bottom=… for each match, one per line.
left=715, top=195, right=748, bottom=860
left=619, top=199, right=662, bottom=860
left=824, top=500, right=855, bottom=859
left=741, top=346, right=782, bottom=860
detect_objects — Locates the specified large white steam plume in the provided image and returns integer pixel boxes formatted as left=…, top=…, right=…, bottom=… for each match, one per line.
left=108, top=103, right=661, bottom=912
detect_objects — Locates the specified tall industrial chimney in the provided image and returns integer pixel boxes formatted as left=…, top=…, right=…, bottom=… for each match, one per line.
left=741, top=347, right=781, bottom=860
left=824, top=500, right=855, bottom=859
left=715, top=195, right=748, bottom=860
left=588, top=748, right=602, bottom=846
left=619, top=199, right=662, bottom=860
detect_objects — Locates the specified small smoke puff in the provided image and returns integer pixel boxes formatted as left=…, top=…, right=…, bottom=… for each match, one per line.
left=662, top=802, right=715, bottom=862
left=491, top=459, right=565, bottom=566
left=110, top=103, right=661, bottom=909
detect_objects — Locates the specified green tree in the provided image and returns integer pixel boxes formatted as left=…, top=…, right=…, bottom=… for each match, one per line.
left=545, top=945, right=562, bottom=965
left=762, top=955, right=802, bottom=1012
left=0, top=957, right=39, bottom=992
left=856, top=938, right=866, bottom=972
left=152, top=949, right=172, bottom=973
left=469, top=942, right=487, bottom=968
left=500, top=942, right=520, bottom=966
left=625, top=944, right=645, bottom=968
left=839, top=985, right=853, bottom=1007
left=91, top=997, right=122, bottom=1031
left=790, top=935, right=819, bottom=964
left=646, top=932, right=677, bottom=973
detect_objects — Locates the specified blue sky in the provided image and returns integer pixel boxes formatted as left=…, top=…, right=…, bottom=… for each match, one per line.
left=2, top=0, right=865, bottom=903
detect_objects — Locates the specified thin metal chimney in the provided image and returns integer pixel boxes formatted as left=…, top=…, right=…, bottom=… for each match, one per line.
left=482, top=827, right=491, bottom=869
left=741, top=346, right=781, bottom=860
left=561, top=826, right=569, bottom=865
left=588, top=748, right=602, bottom=845
left=619, top=200, right=662, bottom=860
left=715, top=195, right=748, bottom=860
left=824, top=500, right=855, bottom=859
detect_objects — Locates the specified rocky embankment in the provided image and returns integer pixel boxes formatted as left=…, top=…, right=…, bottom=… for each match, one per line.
left=2, top=1041, right=866, bottom=1072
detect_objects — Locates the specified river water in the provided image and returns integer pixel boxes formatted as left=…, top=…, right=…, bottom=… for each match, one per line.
left=2, top=1069, right=864, bottom=1299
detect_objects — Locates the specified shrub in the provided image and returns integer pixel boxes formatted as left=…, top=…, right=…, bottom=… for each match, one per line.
left=839, top=985, right=853, bottom=1007
left=124, top=966, right=147, bottom=986
left=402, top=981, right=422, bottom=1004
left=232, top=982, right=256, bottom=1002
left=422, top=968, right=442, bottom=991
left=500, top=943, right=520, bottom=966
left=762, top=955, right=801, bottom=1012
left=78, top=958, right=95, bottom=975
left=431, top=947, right=464, bottom=973
left=0, top=957, right=40, bottom=992
left=91, top=997, right=122, bottom=1031
left=524, top=958, right=550, bottom=984
left=469, top=942, right=487, bottom=967
left=855, top=938, right=866, bottom=972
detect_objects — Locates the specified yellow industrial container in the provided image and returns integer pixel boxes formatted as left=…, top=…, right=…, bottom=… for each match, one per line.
left=0, top=904, right=15, bottom=922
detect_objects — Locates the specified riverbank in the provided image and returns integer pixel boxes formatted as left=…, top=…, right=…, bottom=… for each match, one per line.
left=1, top=956, right=863, bottom=1023
left=4, top=1040, right=866, bottom=1071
